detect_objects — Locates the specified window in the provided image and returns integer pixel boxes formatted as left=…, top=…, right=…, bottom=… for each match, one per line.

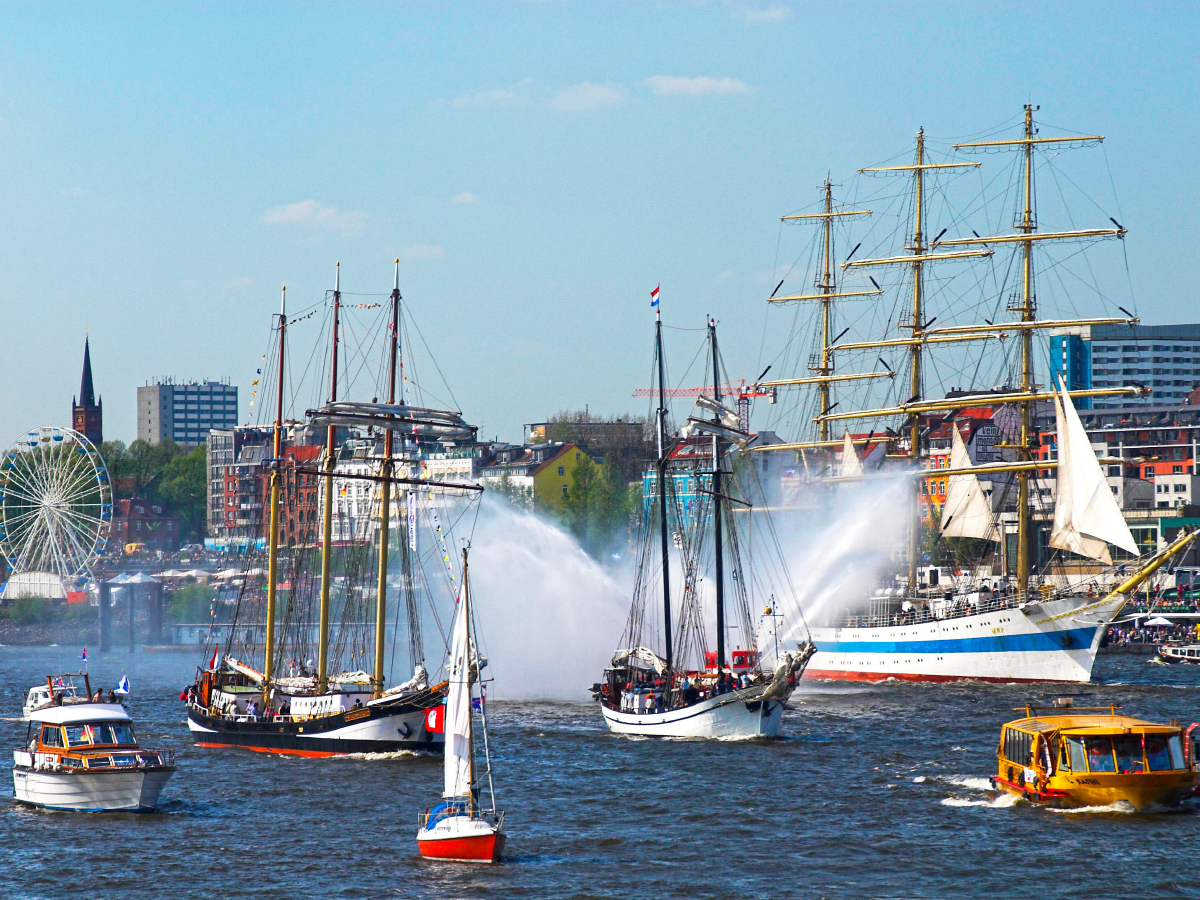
left=1066, top=736, right=1087, bottom=772
left=1113, top=735, right=1145, bottom=774
left=40, top=726, right=64, bottom=748
left=558, top=466, right=565, bottom=476
left=562, top=484, right=569, bottom=498
left=1084, top=736, right=1116, bottom=773
left=64, top=725, right=91, bottom=747
left=1174, top=465, right=1184, bottom=474
left=1145, top=734, right=1180, bottom=771
left=1176, top=484, right=1187, bottom=493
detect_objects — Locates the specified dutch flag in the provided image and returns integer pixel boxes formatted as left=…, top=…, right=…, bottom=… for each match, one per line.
left=650, top=284, right=660, bottom=308
left=81, top=647, right=87, bottom=661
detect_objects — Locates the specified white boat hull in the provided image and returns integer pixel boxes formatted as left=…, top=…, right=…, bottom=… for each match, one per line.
left=601, top=687, right=788, bottom=738
left=13, top=766, right=174, bottom=812
left=806, top=594, right=1121, bottom=683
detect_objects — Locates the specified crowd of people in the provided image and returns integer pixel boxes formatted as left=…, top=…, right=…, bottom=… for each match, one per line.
left=1106, top=622, right=1200, bottom=646
left=614, top=671, right=754, bottom=715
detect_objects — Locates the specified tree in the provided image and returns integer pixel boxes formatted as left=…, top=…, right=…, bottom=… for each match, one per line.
left=160, top=445, right=208, bottom=540
left=562, top=456, right=632, bottom=558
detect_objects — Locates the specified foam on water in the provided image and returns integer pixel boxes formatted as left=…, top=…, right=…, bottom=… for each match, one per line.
left=941, top=794, right=1020, bottom=808
left=939, top=775, right=994, bottom=791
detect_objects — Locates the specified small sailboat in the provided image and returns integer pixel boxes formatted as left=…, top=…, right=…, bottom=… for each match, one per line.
left=417, top=548, right=505, bottom=864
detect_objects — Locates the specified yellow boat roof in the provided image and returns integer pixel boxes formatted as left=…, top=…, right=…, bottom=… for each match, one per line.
left=1006, top=713, right=1179, bottom=735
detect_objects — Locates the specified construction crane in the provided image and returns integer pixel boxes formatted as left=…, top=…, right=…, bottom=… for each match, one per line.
left=632, top=379, right=776, bottom=433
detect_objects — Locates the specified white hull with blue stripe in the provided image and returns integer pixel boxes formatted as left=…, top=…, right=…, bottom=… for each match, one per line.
left=805, top=593, right=1122, bottom=684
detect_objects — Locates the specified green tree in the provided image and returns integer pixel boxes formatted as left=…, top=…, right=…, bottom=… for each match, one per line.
left=160, top=444, right=208, bottom=539
left=562, top=456, right=632, bottom=558
left=166, top=583, right=215, bottom=622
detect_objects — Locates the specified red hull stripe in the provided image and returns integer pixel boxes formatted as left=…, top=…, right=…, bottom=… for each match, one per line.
left=417, top=834, right=501, bottom=863
left=803, top=668, right=1078, bottom=685
left=193, top=741, right=343, bottom=758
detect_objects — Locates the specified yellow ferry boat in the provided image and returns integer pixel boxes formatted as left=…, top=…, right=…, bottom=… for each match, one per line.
left=992, top=702, right=1198, bottom=810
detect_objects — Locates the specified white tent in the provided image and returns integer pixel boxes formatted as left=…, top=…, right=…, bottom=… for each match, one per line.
left=1, top=571, right=67, bottom=600
left=1144, top=616, right=1174, bottom=627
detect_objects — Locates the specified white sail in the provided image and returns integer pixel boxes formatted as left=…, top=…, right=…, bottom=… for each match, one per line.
left=1049, top=377, right=1139, bottom=564
left=939, top=426, right=999, bottom=541
left=442, top=585, right=473, bottom=799
left=840, top=431, right=863, bottom=477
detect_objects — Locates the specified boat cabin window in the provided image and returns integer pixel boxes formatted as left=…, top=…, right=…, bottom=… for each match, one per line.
left=1114, top=736, right=1146, bottom=774
left=1003, top=728, right=1033, bottom=766
left=1083, top=736, right=1117, bottom=773
left=40, top=726, right=64, bottom=748
left=1145, top=734, right=1186, bottom=772
left=62, top=722, right=136, bottom=748
left=1065, top=736, right=1087, bottom=773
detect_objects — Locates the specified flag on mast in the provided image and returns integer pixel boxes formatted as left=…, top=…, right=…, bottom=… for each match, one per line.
left=650, top=284, right=660, bottom=308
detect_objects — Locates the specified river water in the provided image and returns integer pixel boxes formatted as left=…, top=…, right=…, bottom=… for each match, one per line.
left=2, top=645, right=1198, bottom=900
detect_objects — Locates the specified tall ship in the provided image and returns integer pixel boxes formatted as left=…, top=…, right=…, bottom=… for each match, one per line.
left=755, top=106, right=1197, bottom=683
left=593, top=311, right=814, bottom=738
left=185, top=262, right=482, bottom=754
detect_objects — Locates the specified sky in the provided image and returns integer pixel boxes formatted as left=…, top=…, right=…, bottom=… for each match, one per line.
left=1, top=1, right=1198, bottom=446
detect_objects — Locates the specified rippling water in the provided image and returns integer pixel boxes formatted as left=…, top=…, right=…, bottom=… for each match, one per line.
left=3, top=645, right=1199, bottom=899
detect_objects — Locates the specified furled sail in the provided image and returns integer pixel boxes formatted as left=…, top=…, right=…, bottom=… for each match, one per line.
left=939, top=426, right=999, bottom=541
left=1049, top=377, right=1139, bottom=564
left=442, top=585, right=473, bottom=799
left=840, top=431, right=863, bottom=477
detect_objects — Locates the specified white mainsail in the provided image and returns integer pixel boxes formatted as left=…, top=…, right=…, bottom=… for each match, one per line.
left=840, top=431, right=863, bottom=477
left=1049, top=377, right=1139, bottom=564
left=939, top=426, right=999, bottom=541
left=442, top=584, right=473, bottom=799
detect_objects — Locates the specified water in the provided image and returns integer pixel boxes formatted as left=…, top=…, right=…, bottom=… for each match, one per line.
left=3, top=646, right=1200, bottom=899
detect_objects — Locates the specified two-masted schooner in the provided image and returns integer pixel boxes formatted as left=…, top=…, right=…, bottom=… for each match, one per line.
left=758, top=106, right=1197, bottom=683
left=185, top=262, right=481, bottom=754
left=594, top=310, right=814, bottom=738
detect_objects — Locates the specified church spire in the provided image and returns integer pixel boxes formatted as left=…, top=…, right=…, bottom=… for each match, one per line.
left=73, top=335, right=103, bottom=446
left=80, top=336, right=96, bottom=407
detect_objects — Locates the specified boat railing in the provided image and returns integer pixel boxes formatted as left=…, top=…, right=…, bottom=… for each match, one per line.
left=842, top=593, right=1026, bottom=629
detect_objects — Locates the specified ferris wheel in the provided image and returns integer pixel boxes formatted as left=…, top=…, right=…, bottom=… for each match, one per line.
left=0, top=426, right=112, bottom=585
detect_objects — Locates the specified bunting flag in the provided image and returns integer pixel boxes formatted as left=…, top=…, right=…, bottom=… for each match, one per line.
left=408, top=491, right=417, bottom=552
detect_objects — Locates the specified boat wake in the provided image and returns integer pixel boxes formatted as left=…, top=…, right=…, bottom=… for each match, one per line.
left=932, top=774, right=1016, bottom=808
left=941, top=794, right=1019, bottom=808
left=1047, top=802, right=1136, bottom=815
left=338, top=750, right=426, bottom=761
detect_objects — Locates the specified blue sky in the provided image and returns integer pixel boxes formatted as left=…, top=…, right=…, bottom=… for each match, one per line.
left=1, top=2, right=1197, bottom=445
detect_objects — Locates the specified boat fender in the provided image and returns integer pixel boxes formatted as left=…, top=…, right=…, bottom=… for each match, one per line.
left=398, top=722, right=412, bottom=738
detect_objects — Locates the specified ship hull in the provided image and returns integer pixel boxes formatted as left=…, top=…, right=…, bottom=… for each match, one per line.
left=13, top=766, right=174, bottom=812
left=805, top=594, right=1121, bottom=684
left=417, top=816, right=505, bottom=864
left=186, top=703, right=443, bottom=757
left=600, top=685, right=788, bottom=739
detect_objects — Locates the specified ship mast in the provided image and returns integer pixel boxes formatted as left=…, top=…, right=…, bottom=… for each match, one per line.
left=372, top=261, right=401, bottom=698
left=764, top=177, right=881, bottom=443
left=709, top=319, right=727, bottom=677
left=654, top=307, right=673, bottom=673
left=940, top=104, right=1124, bottom=599
left=262, top=285, right=286, bottom=703
left=844, top=132, right=984, bottom=591
left=317, top=262, right=341, bottom=694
